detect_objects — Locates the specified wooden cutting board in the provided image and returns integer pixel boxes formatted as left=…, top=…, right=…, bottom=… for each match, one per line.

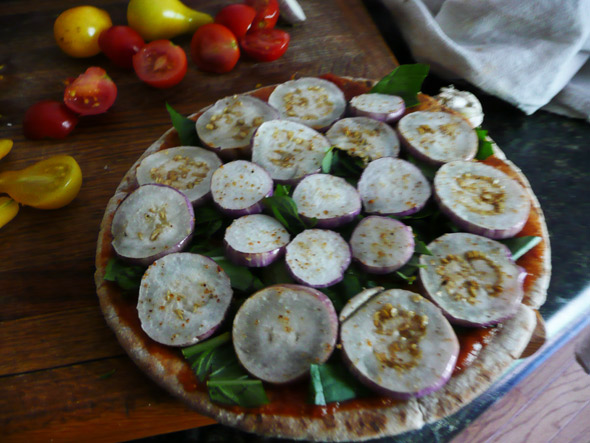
left=0, top=1, right=398, bottom=441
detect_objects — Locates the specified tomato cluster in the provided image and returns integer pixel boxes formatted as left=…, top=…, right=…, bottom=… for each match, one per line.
left=192, top=0, right=290, bottom=74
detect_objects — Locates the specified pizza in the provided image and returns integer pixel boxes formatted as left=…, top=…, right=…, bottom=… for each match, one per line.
left=95, top=73, right=550, bottom=441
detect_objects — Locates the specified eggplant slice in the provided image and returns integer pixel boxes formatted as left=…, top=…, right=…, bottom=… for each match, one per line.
left=135, top=146, right=222, bottom=207
left=137, top=253, right=233, bottom=347
left=268, top=77, right=346, bottom=131
left=340, top=289, right=459, bottom=399
left=397, top=111, right=478, bottom=165
left=419, top=232, right=526, bottom=326
left=434, top=161, right=531, bottom=239
left=325, top=117, right=400, bottom=164
left=348, top=93, right=406, bottom=124
left=232, top=284, right=338, bottom=384
left=111, top=184, right=195, bottom=266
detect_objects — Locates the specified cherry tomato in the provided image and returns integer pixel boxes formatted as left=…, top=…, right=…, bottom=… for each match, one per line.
left=133, top=40, right=187, bottom=88
left=0, top=155, right=83, bottom=209
left=64, top=67, right=117, bottom=115
left=240, top=28, right=290, bottom=62
left=99, top=26, right=145, bottom=69
left=0, top=197, right=19, bottom=230
left=245, top=0, right=279, bottom=30
left=215, top=4, right=256, bottom=39
left=54, top=6, right=112, bottom=58
left=190, top=24, right=240, bottom=74
left=23, top=101, right=79, bottom=140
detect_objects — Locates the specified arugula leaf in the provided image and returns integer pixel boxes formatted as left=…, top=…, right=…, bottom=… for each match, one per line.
left=475, top=128, right=494, bottom=160
left=182, top=332, right=231, bottom=361
left=212, top=257, right=264, bottom=292
left=273, top=184, right=292, bottom=197
left=406, top=155, right=438, bottom=181
left=499, top=236, right=542, bottom=261
left=321, top=148, right=365, bottom=183
left=262, top=192, right=312, bottom=234
left=166, top=102, right=199, bottom=146
left=104, top=258, right=145, bottom=291
left=370, top=64, right=430, bottom=107
left=192, top=204, right=226, bottom=238
left=309, top=362, right=370, bottom=406
left=414, top=239, right=433, bottom=255
left=208, top=379, right=269, bottom=408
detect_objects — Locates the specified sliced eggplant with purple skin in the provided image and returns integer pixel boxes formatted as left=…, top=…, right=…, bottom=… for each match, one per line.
left=292, top=173, right=361, bottom=228
left=111, top=184, right=194, bottom=266
left=285, top=229, right=351, bottom=288
left=419, top=232, right=526, bottom=327
left=349, top=216, right=415, bottom=274
left=210, top=160, right=274, bottom=217
left=397, top=111, right=478, bottom=166
left=224, top=214, right=290, bottom=267
left=357, top=157, right=431, bottom=216
left=340, top=288, right=459, bottom=399
left=136, top=146, right=222, bottom=207
left=348, top=93, right=406, bottom=124
left=196, top=95, right=279, bottom=160
left=232, top=284, right=338, bottom=384
left=268, top=77, right=346, bottom=131
left=251, top=120, right=331, bottom=184
left=137, top=252, right=233, bottom=347
left=434, top=161, right=531, bottom=239
left=325, top=117, right=400, bottom=165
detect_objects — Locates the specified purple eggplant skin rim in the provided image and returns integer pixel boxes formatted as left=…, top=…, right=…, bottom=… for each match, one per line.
left=111, top=184, right=195, bottom=267
left=299, top=209, right=361, bottom=229
left=213, top=186, right=273, bottom=218
left=285, top=230, right=352, bottom=288
left=338, top=289, right=458, bottom=400
left=223, top=239, right=287, bottom=268
left=432, top=182, right=528, bottom=240
left=347, top=94, right=406, bottom=125
left=340, top=340, right=458, bottom=400
left=396, top=114, right=477, bottom=167
left=357, top=157, right=432, bottom=217
left=232, top=283, right=339, bottom=384
left=350, top=216, right=415, bottom=275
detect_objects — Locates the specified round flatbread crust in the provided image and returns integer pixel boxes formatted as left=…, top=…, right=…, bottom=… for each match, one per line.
left=95, top=77, right=550, bottom=441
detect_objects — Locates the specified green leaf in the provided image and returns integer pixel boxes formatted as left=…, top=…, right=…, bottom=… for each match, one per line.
left=321, top=146, right=335, bottom=173
left=475, top=128, right=494, bottom=160
left=414, top=240, right=432, bottom=256
left=406, top=155, right=438, bottom=180
left=370, top=64, right=430, bottom=107
left=274, top=184, right=291, bottom=197
left=99, top=369, right=116, bottom=380
left=207, top=379, right=269, bottom=408
left=212, top=257, right=264, bottom=292
left=104, top=258, right=145, bottom=291
left=166, top=102, right=199, bottom=146
left=499, top=236, right=542, bottom=261
left=309, top=362, right=369, bottom=406
left=182, top=332, right=231, bottom=361
left=262, top=191, right=310, bottom=234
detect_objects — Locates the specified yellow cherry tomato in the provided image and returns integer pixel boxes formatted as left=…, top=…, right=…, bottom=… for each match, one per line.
left=0, top=197, right=19, bottom=229
left=0, top=155, right=83, bottom=209
left=54, top=6, right=112, bottom=58
left=0, top=139, right=13, bottom=160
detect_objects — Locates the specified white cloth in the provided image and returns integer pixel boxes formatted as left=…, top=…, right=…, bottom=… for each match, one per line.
left=380, top=0, right=590, bottom=120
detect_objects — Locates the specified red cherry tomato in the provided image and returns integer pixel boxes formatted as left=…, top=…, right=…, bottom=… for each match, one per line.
left=215, top=4, right=256, bottom=40
left=23, top=100, right=79, bottom=140
left=190, top=24, right=240, bottom=74
left=245, top=0, right=279, bottom=30
left=99, top=26, right=145, bottom=69
left=133, top=40, right=188, bottom=88
left=64, top=67, right=117, bottom=115
left=240, top=28, right=290, bottom=62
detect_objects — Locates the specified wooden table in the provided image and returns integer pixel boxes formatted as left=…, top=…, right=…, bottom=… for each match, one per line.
left=0, top=1, right=398, bottom=441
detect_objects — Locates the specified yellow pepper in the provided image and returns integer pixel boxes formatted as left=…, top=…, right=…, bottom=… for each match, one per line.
left=0, top=197, right=19, bottom=229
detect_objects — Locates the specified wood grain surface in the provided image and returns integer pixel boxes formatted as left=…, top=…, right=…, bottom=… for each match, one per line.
left=0, top=1, right=398, bottom=441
